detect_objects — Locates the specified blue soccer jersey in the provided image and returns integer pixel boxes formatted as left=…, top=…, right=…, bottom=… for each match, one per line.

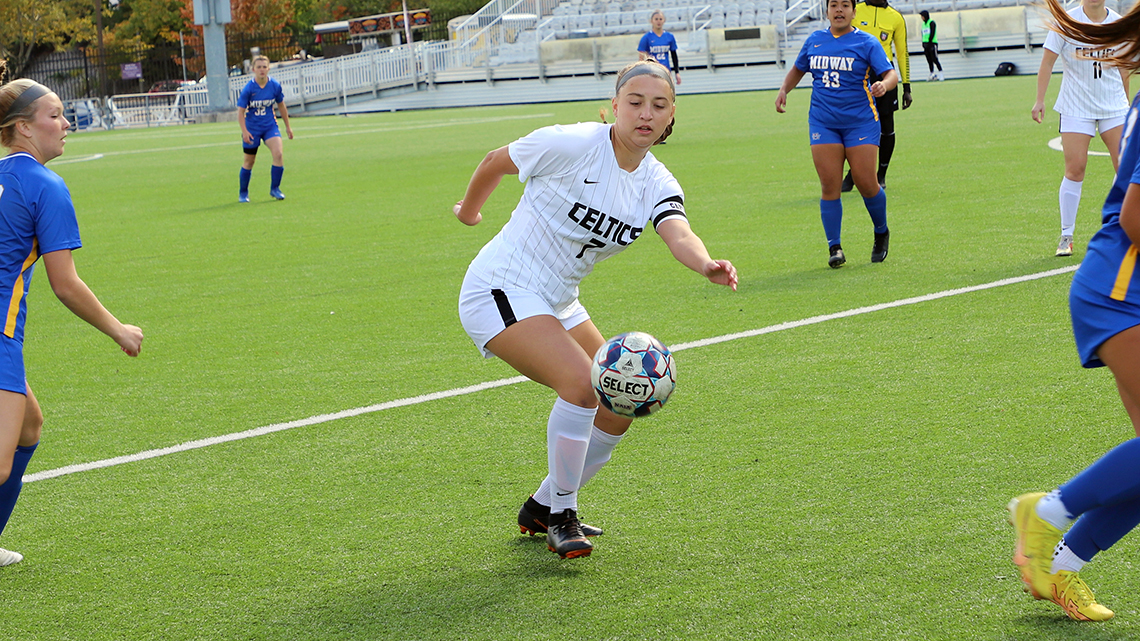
left=1073, top=94, right=1140, bottom=302
left=638, top=31, right=678, bottom=71
left=794, top=28, right=894, bottom=129
left=237, top=77, right=285, bottom=132
left=0, top=153, right=82, bottom=343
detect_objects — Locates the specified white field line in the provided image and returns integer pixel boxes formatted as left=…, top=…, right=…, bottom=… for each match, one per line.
left=1048, top=136, right=1110, bottom=157
left=24, top=264, right=1079, bottom=484
left=58, top=113, right=554, bottom=159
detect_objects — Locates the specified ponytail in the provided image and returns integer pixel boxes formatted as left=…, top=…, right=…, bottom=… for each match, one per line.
left=1045, top=0, right=1140, bottom=74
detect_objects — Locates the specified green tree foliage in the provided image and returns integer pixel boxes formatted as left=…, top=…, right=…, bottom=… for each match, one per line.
left=0, top=0, right=96, bottom=77
left=114, top=0, right=193, bottom=43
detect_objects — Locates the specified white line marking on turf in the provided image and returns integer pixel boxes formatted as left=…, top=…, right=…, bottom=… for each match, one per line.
left=24, top=265, right=1079, bottom=484
left=49, top=154, right=104, bottom=165
left=61, top=114, right=555, bottom=158
left=1048, top=136, right=1110, bottom=157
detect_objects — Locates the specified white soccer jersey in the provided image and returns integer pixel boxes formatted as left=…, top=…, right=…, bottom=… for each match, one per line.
left=465, top=122, right=688, bottom=312
left=1045, top=6, right=1129, bottom=119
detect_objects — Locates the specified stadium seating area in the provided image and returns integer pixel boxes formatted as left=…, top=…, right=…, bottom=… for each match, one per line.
left=541, top=0, right=794, bottom=38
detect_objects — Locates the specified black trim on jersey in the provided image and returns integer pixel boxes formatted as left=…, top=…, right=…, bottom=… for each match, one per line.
left=651, top=195, right=686, bottom=229
left=491, top=289, right=517, bottom=328
left=653, top=210, right=688, bottom=229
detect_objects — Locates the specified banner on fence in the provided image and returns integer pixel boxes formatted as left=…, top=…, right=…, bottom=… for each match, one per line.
left=348, top=9, right=432, bottom=35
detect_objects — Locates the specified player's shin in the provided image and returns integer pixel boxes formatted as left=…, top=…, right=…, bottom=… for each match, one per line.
left=547, top=398, right=595, bottom=514
left=0, top=442, right=37, bottom=537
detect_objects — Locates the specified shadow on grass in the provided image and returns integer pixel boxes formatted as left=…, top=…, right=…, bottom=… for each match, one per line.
left=1008, top=613, right=1131, bottom=641
left=282, top=534, right=596, bottom=640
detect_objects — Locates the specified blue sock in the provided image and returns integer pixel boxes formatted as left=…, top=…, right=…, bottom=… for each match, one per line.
left=0, top=442, right=37, bottom=538
left=271, top=165, right=284, bottom=191
left=239, top=168, right=251, bottom=194
left=820, top=198, right=843, bottom=247
left=863, top=189, right=888, bottom=234
left=1064, top=498, right=1140, bottom=562
left=1057, top=438, right=1140, bottom=560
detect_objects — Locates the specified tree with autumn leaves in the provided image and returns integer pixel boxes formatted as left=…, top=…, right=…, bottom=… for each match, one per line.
left=2, top=0, right=489, bottom=79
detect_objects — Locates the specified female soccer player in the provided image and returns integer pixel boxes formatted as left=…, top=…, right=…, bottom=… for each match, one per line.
left=454, top=60, right=735, bottom=559
left=638, top=10, right=682, bottom=86
left=0, top=73, right=144, bottom=567
left=1032, top=0, right=1129, bottom=257
left=775, top=0, right=897, bottom=268
left=919, top=11, right=943, bottom=81
left=1009, top=0, right=1140, bottom=621
left=237, top=55, right=294, bottom=203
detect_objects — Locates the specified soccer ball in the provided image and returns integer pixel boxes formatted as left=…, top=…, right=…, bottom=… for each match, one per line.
left=590, top=331, right=676, bottom=418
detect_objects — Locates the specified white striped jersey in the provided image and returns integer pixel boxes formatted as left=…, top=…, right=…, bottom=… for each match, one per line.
left=465, top=122, right=687, bottom=312
left=1045, top=6, right=1129, bottom=120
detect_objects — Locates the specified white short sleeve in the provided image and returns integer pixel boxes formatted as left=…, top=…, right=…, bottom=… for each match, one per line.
left=1044, top=29, right=1063, bottom=54
left=650, top=173, right=687, bottom=230
left=508, top=123, right=608, bottom=183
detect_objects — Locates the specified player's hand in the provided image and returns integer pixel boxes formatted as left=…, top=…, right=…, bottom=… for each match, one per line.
left=454, top=200, right=482, bottom=226
left=1032, top=102, right=1045, bottom=123
left=286, top=128, right=294, bottom=140
left=902, top=89, right=913, bottom=109
left=116, top=324, right=144, bottom=357
left=703, top=259, right=738, bottom=291
left=675, top=72, right=682, bottom=85
left=775, top=91, right=788, bottom=113
left=870, top=82, right=886, bottom=98
left=241, top=131, right=253, bottom=144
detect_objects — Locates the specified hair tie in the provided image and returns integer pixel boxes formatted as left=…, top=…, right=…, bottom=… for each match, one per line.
left=0, top=83, right=51, bottom=128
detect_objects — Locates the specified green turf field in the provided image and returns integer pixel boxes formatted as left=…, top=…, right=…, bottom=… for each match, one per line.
left=0, top=73, right=1135, bottom=639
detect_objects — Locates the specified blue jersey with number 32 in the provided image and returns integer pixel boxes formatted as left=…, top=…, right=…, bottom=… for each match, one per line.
left=237, top=78, right=284, bottom=132
left=794, top=28, right=893, bottom=128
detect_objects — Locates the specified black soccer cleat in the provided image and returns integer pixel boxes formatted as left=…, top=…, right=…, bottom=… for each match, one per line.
left=518, top=496, right=603, bottom=537
left=828, top=244, right=846, bottom=269
left=546, top=509, right=593, bottom=559
left=841, top=171, right=854, bottom=193
left=871, top=230, right=890, bottom=263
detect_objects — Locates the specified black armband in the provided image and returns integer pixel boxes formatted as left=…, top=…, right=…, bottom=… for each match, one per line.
left=903, top=83, right=911, bottom=93
left=671, top=50, right=680, bottom=72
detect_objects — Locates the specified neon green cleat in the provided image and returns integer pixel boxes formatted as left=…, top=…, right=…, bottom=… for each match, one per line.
left=1043, top=571, right=1114, bottom=621
left=1007, top=492, right=1062, bottom=600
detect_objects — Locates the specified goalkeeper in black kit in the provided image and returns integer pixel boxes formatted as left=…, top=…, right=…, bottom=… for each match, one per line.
left=842, top=0, right=912, bottom=191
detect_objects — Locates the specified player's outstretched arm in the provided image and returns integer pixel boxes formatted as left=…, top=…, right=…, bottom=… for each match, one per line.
left=775, top=66, right=806, bottom=113
left=454, top=146, right=519, bottom=226
left=238, top=107, right=253, bottom=144
left=41, top=250, right=143, bottom=356
left=871, top=69, right=899, bottom=97
left=1032, top=49, right=1060, bottom=123
left=657, top=219, right=738, bottom=290
left=279, top=102, right=294, bottom=139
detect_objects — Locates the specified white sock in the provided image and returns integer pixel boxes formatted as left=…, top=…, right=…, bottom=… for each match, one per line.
left=579, top=426, right=624, bottom=488
left=546, top=397, right=596, bottom=514
left=1051, top=539, right=1087, bottom=574
left=1059, top=177, right=1082, bottom=237
left=533, top=426, right=624, bottom=506
left=1036, top=489, right=1075, bottom=531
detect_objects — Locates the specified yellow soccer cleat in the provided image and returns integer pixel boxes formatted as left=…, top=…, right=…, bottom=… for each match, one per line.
left=1044, top=571, right=1114, bottom=621
left=1008, top=492, right=1062, bottom=600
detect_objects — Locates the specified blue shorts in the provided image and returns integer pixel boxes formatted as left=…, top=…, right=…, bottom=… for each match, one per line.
left=0, top=335, right=27, bottom=395
left=809, top=121, right=881, bottom=147
left=243, top=123, right=281, bottom=152
left=1070, top=279, right=1140, bottom=368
